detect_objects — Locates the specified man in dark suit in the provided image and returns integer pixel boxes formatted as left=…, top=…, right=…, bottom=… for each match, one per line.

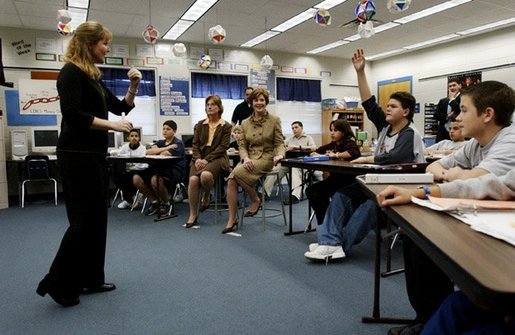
left=435, top=79, right=461, bottom=142
left=231, top=87, right=253, bottom=125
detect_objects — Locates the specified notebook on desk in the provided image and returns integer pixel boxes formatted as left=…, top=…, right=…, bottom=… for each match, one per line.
left=303, top=155, right=330, bottom=162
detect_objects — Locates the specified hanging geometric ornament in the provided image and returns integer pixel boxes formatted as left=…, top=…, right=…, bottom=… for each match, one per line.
left=172, top=43, right=187, bottom=58
left=313, top=9, right=332, bottom=27
left=57, top=22, right=73, bottom=36
left=358, top=21, right=375, bottom=38
left=56, top=9, right=72, bottom=24
left=208, top=25, right=226, bottom=44
left=355, top=0, right=376, bottom=23
left=142, top=24, right=159, bottom=44
left=387, top=0, right=411, bottom=14
left=260, top=55, right=273, bottom=70
left=198, top=54, right=212, bottom=69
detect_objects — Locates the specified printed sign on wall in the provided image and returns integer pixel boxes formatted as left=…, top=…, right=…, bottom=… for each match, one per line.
left=18, top=79, right=60, bottom=114
left=159, top=76, right=189, bottom=116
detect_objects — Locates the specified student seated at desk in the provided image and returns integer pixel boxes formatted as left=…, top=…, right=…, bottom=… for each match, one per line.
left=304, top=49, right=425, bottom=262
left=381, top=81, right=515, bottom=335
left=133, top=120, right=186, bottom=216
left=111, top=128, right=148, bottom=210
left=424, top=119, right=466, bottom=156
left=304, top=119, right=361, bottom=224
left=378, top=169, right=515, bottom=335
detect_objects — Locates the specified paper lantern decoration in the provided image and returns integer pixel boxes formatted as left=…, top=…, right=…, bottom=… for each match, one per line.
left=358, top=21, right=375, bottom=38
left=56, top=9, right=72, bottom=24
left=172, top=43, right=187, bottom=58
left=198, top=54, right=212, bottom=69
left=387, top=0, right=411, bottom=14
left=142, top=24, right=159, bottom=44
left=313, top=9, right=332, bottom=26
left=260, top=55, right=273, bottom=70
left=57, top=22, right=73, bottom=36
left=355, top=0, right=376, bottom=23
left=208, top=25, right=226, bottom=44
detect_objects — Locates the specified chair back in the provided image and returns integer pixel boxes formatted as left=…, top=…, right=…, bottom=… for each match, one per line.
left=25, top=155, right=51, bottom=180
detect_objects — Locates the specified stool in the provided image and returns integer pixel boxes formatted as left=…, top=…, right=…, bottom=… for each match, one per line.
left=240, top=170, right=287, bottom=230
left=200, top=171, right=229, bottom=225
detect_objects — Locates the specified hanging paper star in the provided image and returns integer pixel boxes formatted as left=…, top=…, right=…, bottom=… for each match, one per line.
left=313, top=9, right=332, bottom=26
left=198, top=54, right=212, bottom=69
left=387, top=0, right=412, bottom=14
left=355, top=0, right=376, bottom=23
left=57, top=22, right=73, bottom=36
left=208, top=25, right=226, bottom=44
left=142, top=24, right=159, bottom=44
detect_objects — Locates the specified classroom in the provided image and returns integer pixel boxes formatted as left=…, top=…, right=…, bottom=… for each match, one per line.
left=1, top=1, right=514, bottom=334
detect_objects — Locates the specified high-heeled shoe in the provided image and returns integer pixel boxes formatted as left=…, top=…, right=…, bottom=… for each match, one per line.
left=244, top=200, right=262, bottom=217
left=36, top=283, right=80, bottom=307
left=222, top=220, right=239, bottom=234
left=185, top=217, right=198, bottom=228
left=199, top=195, right=211, bottom=212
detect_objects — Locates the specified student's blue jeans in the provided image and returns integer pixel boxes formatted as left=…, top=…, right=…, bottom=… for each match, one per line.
left=317, top=184, right=376, bottom=253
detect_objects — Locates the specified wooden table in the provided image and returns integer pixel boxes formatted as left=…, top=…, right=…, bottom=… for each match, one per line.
left=279, top=158, right=428, bottom=235
left=358, top=179, right=515, bottom=324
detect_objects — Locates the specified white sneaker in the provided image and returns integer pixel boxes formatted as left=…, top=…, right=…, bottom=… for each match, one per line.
left=304, top=245, right=346, bottom=261
left=309, top=243, right=319, bottom=252
left=117, top=200, right=131, bottom=209
left=131, top=193, right=144, bottom=210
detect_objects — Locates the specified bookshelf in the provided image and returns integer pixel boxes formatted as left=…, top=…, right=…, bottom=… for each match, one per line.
left=322, top=108, right=364, bottom=144
left=424, top=103, right=438, bottom=137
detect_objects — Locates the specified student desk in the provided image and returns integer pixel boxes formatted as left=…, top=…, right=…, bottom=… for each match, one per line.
left=357, top=178, right=515, bottom=324
left=279, top=158, right=428, bottom=236
left=108, top=155, right=184, bottom=222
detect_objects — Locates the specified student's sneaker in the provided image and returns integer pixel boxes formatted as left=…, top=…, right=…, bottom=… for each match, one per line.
left=304, top=245, right=346, bottom=261
left=145, top=202, right=159, bottom=216
left=308, top=243, right=319, bottom=252
left=158, top=203, right=171, bottom=216
left=117, top=200, right=132, bottom=209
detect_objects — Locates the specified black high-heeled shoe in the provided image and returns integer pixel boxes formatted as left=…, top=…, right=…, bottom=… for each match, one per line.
left=222, top=220, right=239, bottom=234
left=244, top=200, right=262, bottom=217
left=37, top=283, right=80, bottom=307
left=185, top=217, right=198, bottom=228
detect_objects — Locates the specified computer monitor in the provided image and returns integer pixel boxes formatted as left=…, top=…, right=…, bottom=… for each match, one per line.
left=31, top=127, right=59, bottom=153
left=107, top=130, right=121, bottom=152
left=181, top=134, right=194, bottom=148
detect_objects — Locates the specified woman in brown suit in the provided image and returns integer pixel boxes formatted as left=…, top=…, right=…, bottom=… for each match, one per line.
left=222, top=88, right=285, bottom=234
left=186, top=95, right=232, bottom=227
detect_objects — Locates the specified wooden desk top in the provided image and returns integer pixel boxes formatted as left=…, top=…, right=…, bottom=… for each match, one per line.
left=281, top=158, right=428, bottom=175
left=360, top=181, right=515, bottom=312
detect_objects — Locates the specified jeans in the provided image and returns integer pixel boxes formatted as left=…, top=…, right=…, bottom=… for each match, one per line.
left=421, top=291, right=515, bottom=335
left=317, top=183, right=376, bottom=253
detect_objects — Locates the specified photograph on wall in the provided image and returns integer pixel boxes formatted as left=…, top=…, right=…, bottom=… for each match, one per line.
left=449, top=71, right=482, bottom=89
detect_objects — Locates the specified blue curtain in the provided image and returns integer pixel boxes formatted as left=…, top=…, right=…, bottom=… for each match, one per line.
left=191, top=72, right=247, bottom=99
left=101, top=67, right=156, bottom=97
left=277, top=78, right=321, bottom=102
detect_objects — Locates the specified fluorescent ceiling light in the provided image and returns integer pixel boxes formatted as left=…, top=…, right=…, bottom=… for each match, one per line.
left=374, top=22, right=400, bottom=34
left=162, top=20, right=195, bottom=40
left=457, top=17, right=515, bottom=35
left=307, top=40, right=349, bottom=54
left=314, top=0, right=350, bottom=10
left=241, top=31, right=280, bottom=48
left=404, top=33, right=458, bottom=50
left=344, top=34, right=361, bottom=42
left=67, top=7, right=88, bottom=26
left=394, top=0, right=472, bottom=24
left=367, top=49, right=405, bottom=61
left=182, top=0, right=218, bottom=21
left=272, top=9, right=316, bottom=32
left=68, top=0, right=89, bottom=9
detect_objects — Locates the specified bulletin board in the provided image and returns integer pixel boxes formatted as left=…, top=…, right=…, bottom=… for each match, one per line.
left=377, top=76, right=412, bottom=111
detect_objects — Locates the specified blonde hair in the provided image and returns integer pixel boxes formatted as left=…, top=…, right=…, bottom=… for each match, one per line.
left=65, top=21, right=112, bottom=80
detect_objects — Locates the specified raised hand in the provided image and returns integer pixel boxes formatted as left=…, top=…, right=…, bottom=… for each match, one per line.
left=351, top=49, right=366, bottom=72
left=127, top=67, right=142, bottom=87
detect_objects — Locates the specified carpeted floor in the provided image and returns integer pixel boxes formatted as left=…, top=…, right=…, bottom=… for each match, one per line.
left=0, top=193, right=414, bottom=335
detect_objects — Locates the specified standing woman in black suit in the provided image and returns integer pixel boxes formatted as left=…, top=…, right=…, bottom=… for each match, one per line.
left=36, top=21, right=142, bottom=307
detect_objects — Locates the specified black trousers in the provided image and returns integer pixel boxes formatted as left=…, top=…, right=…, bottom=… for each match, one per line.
left=402, top=236, right=455, bottom=323
left=40, top=153, right=109, bottom=295
left=305, top=173, right=355, bottom=225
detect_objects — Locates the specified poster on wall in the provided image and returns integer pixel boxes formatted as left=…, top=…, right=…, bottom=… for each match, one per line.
left=159, top=76, right=189, bottom=116
left=18, top=79, right=60, bottom=114
left=249, top=67, right=276, bottom=104
left=449, top=71, right=482, bottom=89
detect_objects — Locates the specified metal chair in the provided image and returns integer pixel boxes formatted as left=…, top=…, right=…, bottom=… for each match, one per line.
left=20, top=155, right=58, bottom=208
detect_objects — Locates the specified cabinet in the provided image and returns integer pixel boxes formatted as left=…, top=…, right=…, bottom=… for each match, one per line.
left=322, top=108, right=364, bottom=144
left=424, top=103, right=438, bottom=137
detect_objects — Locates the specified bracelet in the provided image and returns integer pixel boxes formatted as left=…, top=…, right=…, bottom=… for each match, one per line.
left=418, top=185, right=431, bottom=200
left=128, top=89, right=138, bottom=95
